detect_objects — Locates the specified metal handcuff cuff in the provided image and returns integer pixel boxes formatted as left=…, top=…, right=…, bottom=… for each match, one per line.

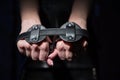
left=17, top=22, right=88, bottom=44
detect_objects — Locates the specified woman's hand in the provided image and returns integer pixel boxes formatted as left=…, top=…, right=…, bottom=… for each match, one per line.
left=47, top=39, right=88, bottom=66
left=17, top=37, right=52, bottom=61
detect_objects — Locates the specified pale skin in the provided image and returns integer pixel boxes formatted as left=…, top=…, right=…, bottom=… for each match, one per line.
left=17, top=0, right=90, bottom=66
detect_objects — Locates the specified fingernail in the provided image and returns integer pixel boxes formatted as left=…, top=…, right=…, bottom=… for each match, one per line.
left=83, top=41, right=88, bottom=48
left=50, top=60, right=53, bottom=66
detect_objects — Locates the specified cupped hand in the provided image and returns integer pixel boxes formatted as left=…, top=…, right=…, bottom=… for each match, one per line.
left=47, top=39, right=88, bottom=66
left=17, top=37, right=52, bottom=61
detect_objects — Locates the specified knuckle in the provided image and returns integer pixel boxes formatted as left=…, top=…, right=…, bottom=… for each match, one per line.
left=42, top=42, right=48, bottom=45
left=17, top=42, right=24, bottom=48
left=56, top=41, right=63, bottom=46
left=18, top=46, right=25, bottom=53
left=66, top=46, right=70, bottom=50
left=17, top=40, right=22, bottom=45
left=25, top=44, right=30, bottom=49
left=40, top=45, right=48, bottom=50
left=56, top=46, right=63, bottom=51
left=32, top=44, right=38, bottom=48
left=40, top=46, right=46, bottom=50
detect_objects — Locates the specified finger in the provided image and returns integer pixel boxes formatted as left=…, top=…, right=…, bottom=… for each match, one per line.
left=25, top=46, right=31, bottom=57
left=58, top=49, right=66, bottom=60
left=39, top=42, right=49, bottom=61
left=18, top=46, right=25, bottom=54
left=56, top=40, right=63, bottom=48
left=17, top=40, right=31, bottom=56
left=47, top=58, right=54, bottom=66
left=65, top=50, right=73, bottom=61
left=48, top=49, right=58, bottom=59
left=64, top=44, right=72, bottom=61
left=56, top=41, right=67, bottom=60
left=47, top=49, right=58, bottom=66
left=39, top=50, right=48, bottom=61
left=31, top=44, right=39, bottom=60
left=17, top=40, right=27, bottom=53
left=24, top=42, right=31, bottom=57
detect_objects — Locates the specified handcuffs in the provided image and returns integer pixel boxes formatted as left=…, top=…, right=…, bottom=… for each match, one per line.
left=17, top=22, right=89, bottom=52
left=17, top=22, right=89, bottom=43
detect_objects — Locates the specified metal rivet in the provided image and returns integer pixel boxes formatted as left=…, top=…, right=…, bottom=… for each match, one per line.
left=32, top=37, right=37, bottom=41
left=34, top=26, right=38, bottom=30
left=67, top=23, right=74, bottom=27
left=68, top=36, right=73, bottom=40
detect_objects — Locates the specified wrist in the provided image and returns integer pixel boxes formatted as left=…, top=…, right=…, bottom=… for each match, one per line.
left=20, top=19, right=41, bottom=34
left=69, top=18, right=87, bottom=30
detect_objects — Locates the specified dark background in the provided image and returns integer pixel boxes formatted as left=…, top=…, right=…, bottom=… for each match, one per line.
left=0, top=0, right=16, bottom=80
left=0, top=0, right=120, bottom=80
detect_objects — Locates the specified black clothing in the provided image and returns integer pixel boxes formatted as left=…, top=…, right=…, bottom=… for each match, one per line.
left=39, top=0, right=73, bottom=28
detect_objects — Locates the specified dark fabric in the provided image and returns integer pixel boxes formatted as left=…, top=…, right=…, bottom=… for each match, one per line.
left=39, top=0, right=73, bottom=28
left=21, top=49, right=94, bottom=80
left=21, top=68, right=94, bottom=80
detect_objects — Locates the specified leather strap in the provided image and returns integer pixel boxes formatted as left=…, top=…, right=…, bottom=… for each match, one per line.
left=17, top=22, right=89, bottom=43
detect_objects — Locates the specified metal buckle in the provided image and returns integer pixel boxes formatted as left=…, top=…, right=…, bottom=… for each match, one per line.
left=66, top=22, right=76, bottom=41
left=29, top=25, right=40, bottom=43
